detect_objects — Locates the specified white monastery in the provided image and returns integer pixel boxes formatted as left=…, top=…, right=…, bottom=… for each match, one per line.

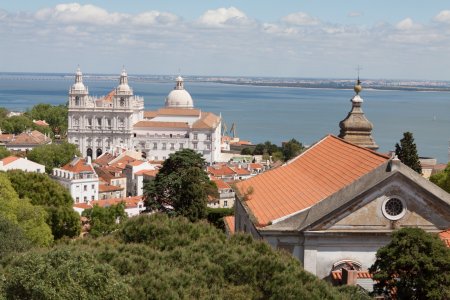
left=67, top=68, right=222, bottom=163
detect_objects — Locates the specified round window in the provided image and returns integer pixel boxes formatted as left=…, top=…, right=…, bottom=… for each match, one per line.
left=382, top=198, right=406, bottom=220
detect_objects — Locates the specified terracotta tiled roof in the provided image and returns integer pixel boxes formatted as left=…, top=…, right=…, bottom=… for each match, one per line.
left=99, top=184, right=124, bottom=192
left=134, top=121, right=189, bottom=129
left=232, top=167, right=251, bottom=176
left=224, top=216, right=235, bottom=235
left=213, top=179, right=231, bottom=190
left=0, top=134, right=14, bottom=142
left=192, top=112, right=220, bottom=129
left=440, top=229, right=450, bottom=248
left=94, top=153, right=116, bottom=166
left=33, top=120, right=49, bottom=126
left=8, top=130, right=50, bottom=145
left=235, top=135, right=390, bottom=227
left=208, top=165, right=236, bottom=177
left=128, top=160, right=144, bottom=167
left=144, top=111, right=158, bottom=119
left=231, top=140, right=252, bottom=145
left=73, top=196, right=143, bottom=209
left=1, top=156, right=20, bottom=166
left=249, top=163, right=263, bottom=170
left=331, top=270, right=373, bottom=281
left=157, top=108, right=201, bottom=116
left=111, top=155, right=136, bottom=169
left=135, top=169, right=158, bottom=177
left=103, top=90, right=115, bottom=102
left=61, top=158, right=95, bottom=173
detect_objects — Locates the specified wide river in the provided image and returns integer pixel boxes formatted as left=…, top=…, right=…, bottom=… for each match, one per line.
left=0, top=74, right=449, bottom=163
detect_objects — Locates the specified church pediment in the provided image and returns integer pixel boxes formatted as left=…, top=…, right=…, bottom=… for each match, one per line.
left=310, top=172, right=450, bottom=232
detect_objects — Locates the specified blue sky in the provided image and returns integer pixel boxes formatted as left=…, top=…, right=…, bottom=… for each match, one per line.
left=1, top=1, right=450, bottom=79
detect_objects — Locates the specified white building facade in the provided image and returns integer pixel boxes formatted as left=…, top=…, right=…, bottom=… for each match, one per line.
left=68, top=69, right=221, bottom=163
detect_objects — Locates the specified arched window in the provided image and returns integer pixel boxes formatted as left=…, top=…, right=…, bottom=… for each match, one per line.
left=75, top=96, right=80, bottom=106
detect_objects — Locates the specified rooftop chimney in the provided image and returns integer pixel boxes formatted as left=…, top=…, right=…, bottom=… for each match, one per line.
left=342, top=268, right=358, bottom=286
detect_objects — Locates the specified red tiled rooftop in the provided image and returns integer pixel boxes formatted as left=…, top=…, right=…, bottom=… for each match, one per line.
left=235, top=135, right=390, bottom=227
left=61, top=158, right=95, bottom=173
left=249, top=163, right=263, bottom=170
left=1, top=156, right=20, bottom=166
left=157, top=108, right=201, bottom=116
left=232, top=167, right=251, bottom=176
left=99, top=184, right=124, bottom=192
left=135, top=169, right=158, bottom=177
left=213, top=179, right=231, bottom=190
left=8, top=130, right=50, bottom=145
left=224, top=216, right=235, bottom=235
left=208, top=165, right=236, bottom=177
left=440, top=229, right=450, bottom=248
left=94, top=153, right=116, bottom=166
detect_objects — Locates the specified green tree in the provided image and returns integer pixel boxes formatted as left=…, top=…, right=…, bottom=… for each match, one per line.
left=7, top=170, right=80, bottom=239
left=395, top=132, right=422, bottom=174
left=0, top=173, right=53, bottom=246
left=0, top=115, right=33, bottom=134
left=25, top=103, right=68, bottom=137
left=27, top=142, right=80, bottom=173
left=82, top=203, right=127, bottom=237
left=0, top=147, right=11, bottom=159
left=430, top=163, right=450, bottom=193
left=144, top=149, right=216, bottom=222
left=282, top=138, right=304, bottom=161
left=0, top=215, right=31, bottom=257
left=240, top=147, right=253, bottom=155
left=2, top=249, right=129, bottom=299
left=369, top=227, right=450, bottom=299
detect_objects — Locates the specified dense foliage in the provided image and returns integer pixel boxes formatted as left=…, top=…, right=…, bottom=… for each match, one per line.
left=7, top=170, right=80, bottom=239
left=248, top=139, right=304, bottom=162
left=27, top=142, right=80, bottom=173
left=0, top=147, right=11, bottom=159
left=81, top=203, right=127, bottom=237
left=0, top=214, right=370, bottom=299
left=395, top=131, right=422, bottom=174
left=25, top=103, right=68, bottom=137
left=206, top=207, right=234, bottom=231
left=369, top=228, right=450, bottom=299
left=144, top=149, right=217, bottom=222
left=430, top=162, right=450, bottom=193
left=0, top=215, right=31, bottom=257
left=0, top=173, right=53, bottom=246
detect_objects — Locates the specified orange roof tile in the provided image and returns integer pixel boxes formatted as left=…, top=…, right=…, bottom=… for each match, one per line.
left=440, top=229, right=450, bottom=248
left=192, top=112, right=220, bottom=129
left=213, top=179, right=231, bottom=190
left=111, top=155, right=136, bottom=169
left=8, top=130, right=50, bottom=145
left=0, top=134, right=14, bottom=142
left=128, top=160, right=144, bottom=166
left=99, top=184, right=124, bottom=192
left=208, top=165, right=236, bottom=177
left=33, top=120, right=49, bottom=126
left=61, top=158, right=95, bottom=173
left=157, top=108, right=201, bottom=116
left=331, top=270, right=373, bottom=281
left=103, top=90, right=115, bottom=102
left=224, top=216, right=235, bottom=234
left=134, top=121, right=189, bottom=129
left=94, top=153, right=116, bottom=166
left=232, top=167, right=251, bottom=176
left=1, top=156, right=20, bottom=166
left=135, top=169, right=158, bottom=177
left=249, top=163, right=263, bottom=170
left=92, top=196, right=143, bottom=208
left=235, top=135, right=389, bottom=227
left=144, top=111, right=158, bottom=119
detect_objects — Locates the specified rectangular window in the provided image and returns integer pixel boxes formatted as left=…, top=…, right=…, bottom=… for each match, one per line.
left=170, top=143, right=175, bottom=150
left=84, top=185, right=87, bottom=192
left=91, top=184, right=95, bottom=190
left=206, top=134, right=211, bottom=140
left=162, top=143, right=167, bottom=150
left=224, top=200, right=228, bottom=207
left=193, top=142, right=198, bottom=150
left=179, top=143, right=184, bottom=149
left=76, top=197, right=79, bottom=203
left=84, top=196, right=87, bottom=202
left=153, top=143, right=157, bottom=150
left=91, top=195, right=95, bottom=200
left=193, top=133, right=198, bottom=140
left=206, top=143, right=211, bottom=150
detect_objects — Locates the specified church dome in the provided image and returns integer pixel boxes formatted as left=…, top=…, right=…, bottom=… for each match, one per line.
left=71, top=67, right=87, bottom=92
left=165, top=76, right=194, bottom=108
left=116, top=68, right=132, bottom=93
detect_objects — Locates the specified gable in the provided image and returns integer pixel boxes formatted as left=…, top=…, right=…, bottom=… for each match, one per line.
left=313, top=172, right=450, bottom=232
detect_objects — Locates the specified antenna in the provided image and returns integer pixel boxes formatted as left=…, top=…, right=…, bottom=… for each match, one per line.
left=356, top=65, right=363, bottom=83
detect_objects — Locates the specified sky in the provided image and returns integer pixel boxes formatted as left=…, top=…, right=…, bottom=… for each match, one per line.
left=1, top=1, right=450, bottom=80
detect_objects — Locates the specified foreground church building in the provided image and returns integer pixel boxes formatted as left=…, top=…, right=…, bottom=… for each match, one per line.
left=233, top=80, right=450, bottom=283
left=67, top=68, right=221, bottom=163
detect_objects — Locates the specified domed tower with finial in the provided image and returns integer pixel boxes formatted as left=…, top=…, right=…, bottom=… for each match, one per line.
left=165, top=76, right=194, bottom=109
left=114, top=67, right=133, bottom=109
left=338, top=78, right=378, bottom=150
left=69, top=66, right=89, bottom=108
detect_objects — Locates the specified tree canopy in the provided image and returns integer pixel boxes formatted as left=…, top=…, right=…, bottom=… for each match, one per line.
left=0, top=215, right=31, bottom=257
left=27, top=142, right=80, bottom=173
left=25, top=103, right=68, bottom=137
left=81, top=202, right=127, bottom=237
left=250, top=138, right=305, bottom=162
left=282, top=138, right=305, bottom=161
left=369, top=227, right=450, bottom=300
left=395, top=132, right=422, bottom=174
left=144, top=149, right=216, bottom=222
left=0, top=214, right=370, bottom=299
left=430, top=162, right=450, bottom=193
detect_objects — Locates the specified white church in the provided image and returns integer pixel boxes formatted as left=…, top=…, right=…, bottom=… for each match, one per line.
left=67, top=68, right=222, bottom=163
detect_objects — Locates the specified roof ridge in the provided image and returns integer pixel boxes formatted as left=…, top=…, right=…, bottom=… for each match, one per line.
left=328, top=134, right=390, bottom=159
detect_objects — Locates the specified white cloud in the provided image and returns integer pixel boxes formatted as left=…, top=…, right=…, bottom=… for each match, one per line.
left=395, top=18, right=418, bottom=30
left=132, top=11, right=179, bottom=26
left=197, top=7, right=249, bottom=27
left=34, top=3, right=127, bottom=25
left=281, top=12, right=319, bottom=26
left=348, top=11, right=363, bottom=18
left=434, top=10, right=450, bottom=23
